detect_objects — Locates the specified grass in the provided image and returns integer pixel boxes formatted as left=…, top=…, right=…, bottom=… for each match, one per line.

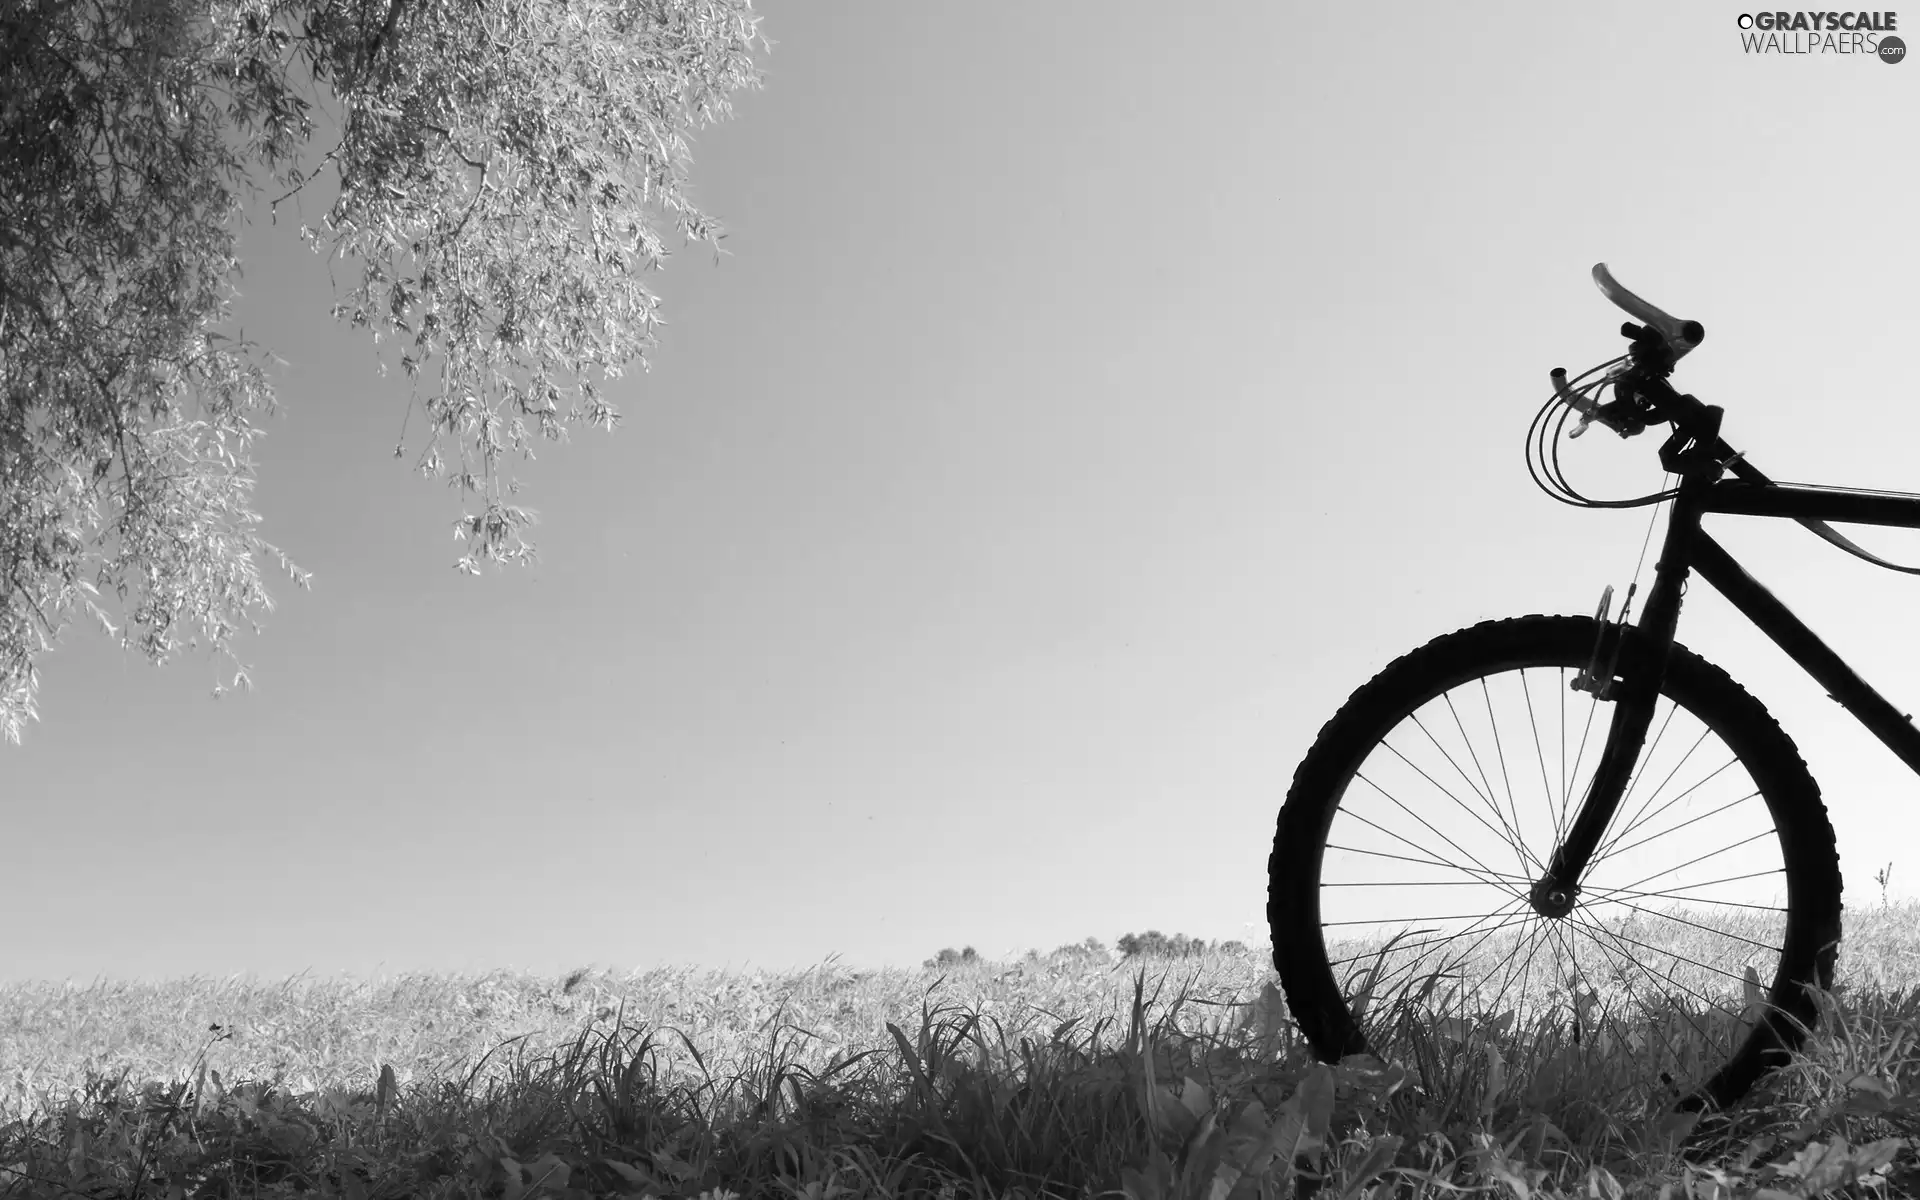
left=4, top=909, right=1920, bottom=1198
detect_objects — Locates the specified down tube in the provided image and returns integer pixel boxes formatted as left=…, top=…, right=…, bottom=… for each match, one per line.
left=1689, top=532, right=1920, bottom=775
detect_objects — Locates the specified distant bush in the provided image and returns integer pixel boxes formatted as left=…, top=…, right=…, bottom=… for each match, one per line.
left=1115, top=931, right=1248, bottom=959
left=1046, top=937, right=1109, bottom=963
left=919, top=934, right=1254, bottom=970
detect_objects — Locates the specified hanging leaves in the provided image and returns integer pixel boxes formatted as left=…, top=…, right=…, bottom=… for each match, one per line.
left=0, top=0, right=767, bottom=741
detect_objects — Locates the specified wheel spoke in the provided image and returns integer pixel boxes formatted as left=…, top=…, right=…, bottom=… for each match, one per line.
left=1609, top=828, right=1779, bottom=899
left=1368, top=743, right=1534, bottom=884
left=1578, top=871, right=1787, bottom=911
left=1522, top=671, right=1561, bottom=865
left=1592, top=751, right=1743, bottom=868
left=1562, top=675, right=1604, bottom=845
left=1581, top=699, right=1684, bottom=865
left=1429, top=691, right=1535, bottom=875
left=1562, top=907, right=1728, bottom=1078
left=1594, top=785, right=1759, bottom=868
left=1483, top=917, right=1556, bottom=1020
left=1325, top=904, right=1536, bottom=973
left=1324, top=877, right=1533, bottom=888
left=1476, top=675, right=1535, bottom=876
left=1329, top=811, right=1532, bottom=888
left=1589, top=895, right=1782, bottom=956
left=1564, top=913, right=1771, bottom=994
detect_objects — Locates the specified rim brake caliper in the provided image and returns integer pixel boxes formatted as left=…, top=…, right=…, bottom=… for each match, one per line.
left=1571, top=583, right=1632, bottom=701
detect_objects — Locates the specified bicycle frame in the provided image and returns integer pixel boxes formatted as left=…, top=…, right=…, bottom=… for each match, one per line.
left=1693, top=479, right=1920, bottom=771
left=1536, top=395, right=1920, bottom=909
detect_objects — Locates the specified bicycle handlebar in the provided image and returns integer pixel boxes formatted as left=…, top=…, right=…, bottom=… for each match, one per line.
left=1591, top=263, right=1705, bottom=361
left=1549, top=265, right=1714, bottom=441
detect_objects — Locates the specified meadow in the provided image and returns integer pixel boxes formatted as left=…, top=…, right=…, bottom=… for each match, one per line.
left=6, top=906, right=1920, bottom=1199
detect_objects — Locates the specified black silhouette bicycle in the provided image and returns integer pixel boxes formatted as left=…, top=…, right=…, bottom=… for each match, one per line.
left=1266, top=265, right=1920, bottom=1115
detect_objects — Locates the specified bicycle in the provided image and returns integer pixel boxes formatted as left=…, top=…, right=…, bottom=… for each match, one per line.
left=1264, top=265, right=1920, bottom=1117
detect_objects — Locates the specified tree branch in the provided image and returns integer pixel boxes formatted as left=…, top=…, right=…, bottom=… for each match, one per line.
left=363, top=0, right=409, bottom=74
left=423, top=123, right=486, bottom=171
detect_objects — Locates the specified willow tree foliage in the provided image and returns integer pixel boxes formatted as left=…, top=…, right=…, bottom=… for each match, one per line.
left=0, top=0, right=765, bottom=742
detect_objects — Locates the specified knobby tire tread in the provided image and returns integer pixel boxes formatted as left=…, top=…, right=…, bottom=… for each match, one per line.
left=1267, top=614, right=1843, bottom=1113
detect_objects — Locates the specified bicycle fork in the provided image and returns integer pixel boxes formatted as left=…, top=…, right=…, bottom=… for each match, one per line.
left=1531, top=479, right=1709, bottom=919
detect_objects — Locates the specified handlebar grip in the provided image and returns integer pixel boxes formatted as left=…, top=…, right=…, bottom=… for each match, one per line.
left=1591, top=263, right=1705, bottom=360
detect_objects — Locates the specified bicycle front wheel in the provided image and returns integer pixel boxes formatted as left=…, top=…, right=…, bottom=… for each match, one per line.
left=1269, top=615, right=1842, bottom=1116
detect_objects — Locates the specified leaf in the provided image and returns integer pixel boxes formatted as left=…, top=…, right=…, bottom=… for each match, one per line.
left=376, top=1063, right=397, bottom=1117
left=1733, top=1135, right=1776, bottom=1173
left=1259, top=1063, right=1336, bottom=1196
left=601, top=1160, right=653, bottom=1187
left=1844, top=1087, right=1892, bottom=1115
left=1654, top=1109, right=1701, bottom=1147
left=1434, top=1017, right=1471, bottom=1044
left=1149, top=1075, right=1210, bottom=1145
left=1197, top=1098, right=1267, bottom=1200
left=1774, top=1134, right=1907, bottom=1192
left=650, top=1151, right=697, bottom=1181
left=1582, top=1165, right=1623, bottom=1200
left=1335, top=1054, right=1411, bottom=1105
left=1778, top=1136, right=1863, bottom=1192
left=1490, top=1158, right=1530, bottom=1200
left=1348, top=930, right=1426, bottom=1021
left=886, top=1021, right=936, bottom=1101
left=191, top=1057, right=212, bottom=1120
left=1742, top=964, right=1765, bottom=1020
left=523, top=1153, right=571, bottom=1191
left=1482, top=1043, right=1507, bottom=1122
left=1850, top=1136, right=1906, bottom=1177
left=1334, top=1134, right=1403, bottom=1200
left=1241, top=982, right=1290, bottom=1055
left=1121, top=1147, right=1173, bottom=1200
left=1846, top=1071, right=1893, bottom=1096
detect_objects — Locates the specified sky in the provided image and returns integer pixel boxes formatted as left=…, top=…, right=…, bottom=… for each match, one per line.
left=5, top=3, right=1919, bottom=986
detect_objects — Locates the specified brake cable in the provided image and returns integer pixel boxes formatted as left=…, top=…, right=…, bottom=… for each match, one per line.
left=1530, top=363, right=1920, bottom=574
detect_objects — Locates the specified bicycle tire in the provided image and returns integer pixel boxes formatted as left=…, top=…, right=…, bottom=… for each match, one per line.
left=1268, top=614, right=1842, bottom=1114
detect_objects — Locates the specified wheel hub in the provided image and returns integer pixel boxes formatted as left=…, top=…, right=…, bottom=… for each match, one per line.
left=1529, top=879, right=1578, bottom=918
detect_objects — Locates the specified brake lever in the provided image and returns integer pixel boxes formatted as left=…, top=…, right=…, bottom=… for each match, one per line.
left=1551, top=367, right=1647, bottom=439
left=1592, top=264, right=1705, bottom=362
left=1550, top=368, right=1601, bottom=437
